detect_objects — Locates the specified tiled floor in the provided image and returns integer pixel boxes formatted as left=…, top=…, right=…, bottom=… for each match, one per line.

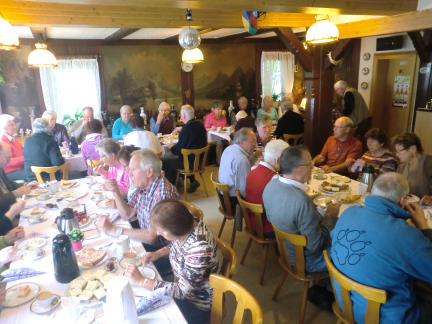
left=183, top=165, right=336, bottom=324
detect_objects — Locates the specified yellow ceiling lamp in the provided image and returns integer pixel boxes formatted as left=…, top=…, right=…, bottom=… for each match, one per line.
left=182, top=48, right=204, bottom=64
left=306, top=18, right=339, bottom=45
left=28, top=42, right=57, bottom=67
left=0, top=17, right=19, bottom=50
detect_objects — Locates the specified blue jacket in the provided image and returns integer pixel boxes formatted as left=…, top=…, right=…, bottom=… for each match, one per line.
left=330, top=195, right=432, bottom=324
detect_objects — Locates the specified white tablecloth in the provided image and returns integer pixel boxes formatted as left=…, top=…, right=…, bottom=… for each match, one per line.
left=207, top=130, right=231, bottom=143
left=1, top=178, right=186, bottom=323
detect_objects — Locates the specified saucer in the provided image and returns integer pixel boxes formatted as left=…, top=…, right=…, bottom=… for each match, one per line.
left=27, top=216, right=48, bottom=224
left=119, top=257, right=141, bottom=269
left=30, top=294, right=60, bottom=314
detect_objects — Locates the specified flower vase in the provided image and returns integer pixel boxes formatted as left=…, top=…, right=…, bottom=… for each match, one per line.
left=71, top=240, right=82, bottom=252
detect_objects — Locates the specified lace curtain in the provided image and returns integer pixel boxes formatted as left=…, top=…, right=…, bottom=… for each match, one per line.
left=39, top=58, right=101, bottom=122
left=261, top=51, right=295, bottom=99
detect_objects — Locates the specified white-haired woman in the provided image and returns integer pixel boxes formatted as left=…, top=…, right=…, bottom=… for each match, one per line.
left=42, top=110, right=69, bottom=147
left=22, top=118, right=64, bottom=182
left=112, top=105, right=133, bottom=140
left=0, top=114, right=25, bottom=180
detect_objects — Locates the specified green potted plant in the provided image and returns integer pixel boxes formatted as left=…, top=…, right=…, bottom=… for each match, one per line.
left=69, top=228, right=84, bottom=252
left=62, top=109, right=83, bottom=129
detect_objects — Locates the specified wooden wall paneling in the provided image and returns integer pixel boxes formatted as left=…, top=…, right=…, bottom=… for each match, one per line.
left=181, top=70, right=194, bottom=107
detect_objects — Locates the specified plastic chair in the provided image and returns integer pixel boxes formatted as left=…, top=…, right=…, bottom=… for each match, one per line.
left=236, top=190, right=276, bottom=285
left=210, top=273, right=263, bottom=324
left=272, top=225, right=329, bottom=324
left=323, top=251, right=387, bottom=324
left=30, top=162, right=71, bottom=184
left=215, top=237, right=237, bottom=278
left=180, top=200, right=203, bottom=220
left=86, top=159, right=104, bottom=176
left=210, top=171, right=236, bottom=247
left=175, top=145, right=210, bottom=197
left=283, top=133, right=304, bottom=145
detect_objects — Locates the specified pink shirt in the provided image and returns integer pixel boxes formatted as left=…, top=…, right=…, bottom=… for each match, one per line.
left=204, top=112, right=227, bottom=129
left=99, top=162, right=130, bottom=194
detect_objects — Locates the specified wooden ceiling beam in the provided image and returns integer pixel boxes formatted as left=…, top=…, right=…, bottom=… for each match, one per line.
left=275, top=28, right=312, bottom=72
left=407, top=32, right=429, bottom=63
left=338, top=8, right=432, bottom=39
left=10, top=0, right=416, bottom=15
left=104, top=28, right=139, bottom=42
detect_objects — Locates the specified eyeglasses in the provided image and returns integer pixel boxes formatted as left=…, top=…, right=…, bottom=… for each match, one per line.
left=395, top=148, right=407, bottom=154
left=334, top=125, right=348, bottom=129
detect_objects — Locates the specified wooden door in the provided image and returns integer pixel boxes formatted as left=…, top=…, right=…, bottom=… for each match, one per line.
left=370, top=52, right=418, bottom=139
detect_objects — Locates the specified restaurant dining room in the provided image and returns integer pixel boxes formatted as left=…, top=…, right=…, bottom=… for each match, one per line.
left=0, top=0, right=432, bottom=323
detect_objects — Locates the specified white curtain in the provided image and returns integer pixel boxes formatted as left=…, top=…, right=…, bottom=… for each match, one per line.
left=261, top=51, right=295, bottom=99
left=39, top=58, right=101, bottom=122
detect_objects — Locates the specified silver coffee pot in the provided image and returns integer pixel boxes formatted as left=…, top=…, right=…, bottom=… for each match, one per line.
left=57, top=208, right=79, bottom=235
left=360, top=165, right=375, bottom=192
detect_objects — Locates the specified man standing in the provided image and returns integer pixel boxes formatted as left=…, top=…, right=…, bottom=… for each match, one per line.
left=150, top=102, right=175, bottom=135
left=274, top=100, right=304, bottom=139
left=42, top=111, right=69, bottom=147
left=330, top=172, right=432, bottom=324
left=0, top=114, right=25, bottom=181
left=313, top=117, right=362, bottom=175
left=70, top=107, right=108, bottom=144
left=163, top=105, right=207, bottom=192
left=263, top=146, right=339, bottom=272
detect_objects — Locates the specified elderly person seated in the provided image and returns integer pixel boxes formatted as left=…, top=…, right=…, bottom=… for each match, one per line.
left=246, top=139, right=289, bottom=239
left=255, top=115, right=272, bottom=147
left=81, top=119, right=106, bottom=175
left=0, top=114, right=25, bottom=181
left=219, top=127, right=257, bottom=209
left=0, top=199, right=25, bottom=236
left=204, top=101, right=227, bottom=130
left=94, top=138, right=129, bottom=194
left=124, top=199, right=218, bottom=324
left=351, top=128, right=397, bottom=177
left=23, top=118, right=65, bottom=182
left=234, top=110, right=256, bottom=132
left=42, top=110, right=69, bottom=147
left=393, top=133, right=432, bottom=206
left=124, top=115, right=163, bottom=156
left=112, top=105, right=133, bottom=140
left=274, top=99, right=304, bottom=139
left=257, top=96, right=278, bottom=122
left=330, top=172, right=432, bottom=324
left=70, top=106, right=108, bottom=144
left=312, top=116, right=362, bottom=175
left=150, top=102, right=175, bottom=135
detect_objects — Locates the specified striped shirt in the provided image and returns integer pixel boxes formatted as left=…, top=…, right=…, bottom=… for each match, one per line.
left=128, top=175, right=179, bottom=229
left=154, top=222, right=218, bottom=311
left=360, top=151, right=398, bottom=176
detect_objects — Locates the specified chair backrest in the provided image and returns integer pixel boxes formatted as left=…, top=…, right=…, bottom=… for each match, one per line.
left=86, top=159, right=104, bottom=176
left=272, top=224, right=307, bottom=278
left=180, top=200, right=203, bottom=220
left=210, top=171, right=234, bottom=217
left=323, top=251, right=386, bottom=324
left=236, top=190, right=265, bottom=240
left=210, top=273, right=263, bottom=324
left=215, top=237, right=236, bottom=278
left=283, top=133, right=304, bottom=146
left=30, top=162, right=71, bottom=184
left=181, top=145, right=210, bottom=173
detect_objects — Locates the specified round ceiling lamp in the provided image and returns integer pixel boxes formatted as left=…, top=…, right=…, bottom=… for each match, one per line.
left=306, top=19, right=339, bottom=45
left=182, top=48, right=204, bottom=64
left=28, top=43, right=58, bottom=67
left=178, top=8, right=201, bottom=50
left=0, top=17, right=19, bottom=50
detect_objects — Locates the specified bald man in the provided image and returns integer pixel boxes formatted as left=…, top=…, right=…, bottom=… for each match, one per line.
left=150, top=102, right=176, bottom=135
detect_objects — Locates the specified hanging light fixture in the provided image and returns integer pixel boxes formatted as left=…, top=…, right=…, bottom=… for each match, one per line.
left=306, top=18, right=339, bottom=45
left=28, top=42, right=57, bottom=67
left=0, top=17, right=19, bottom=50
left=182, top=48, right=204, bottom=64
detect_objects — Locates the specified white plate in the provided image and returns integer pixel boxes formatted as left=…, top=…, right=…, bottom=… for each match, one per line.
left=77, top=250, right=109, bottom=269
left=21, top=206, right=46, bottom=217
left=21, top=249, right=45, bottom=261
left=59, top=181, right=79, bottom=189
left=30, top=293, right=61, bottom=314
left=1, top=282, right=40, bottom=307
left=138, top=266, right=156, bottom=280
left=17, top=237, right=48, bottom=251
left=406, top=194, right=420, bottom=204
left=26, top=216, right=48, bottom=224
left=313, top=196, right=337, bottom=209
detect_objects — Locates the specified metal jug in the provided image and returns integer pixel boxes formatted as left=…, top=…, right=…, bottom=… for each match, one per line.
left=57, top=208, right=79, bottom=235
left=360, top=165, right=375, bottom=192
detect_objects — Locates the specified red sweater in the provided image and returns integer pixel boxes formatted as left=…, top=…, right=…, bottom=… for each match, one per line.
left=1, top=134, right=24, bottom=173
left=245, top=163, right=276, bottom=235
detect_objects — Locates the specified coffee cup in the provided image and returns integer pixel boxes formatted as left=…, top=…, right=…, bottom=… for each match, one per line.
left=85, top=176, right=94, bottom=185
left=36, top=291, right=57, bottom=308
left=93, top=191, right=104, bottom=202
left=48, top=180, right=58, bottom=194
left=24, top=246, right=42, bottom=260
left=123, top=251, right=138, bottom=265
left=216, top=126, right=221, bottom=132
left=38, top=190, right=49, bottom=200
left=116, top=235, right=130, bottom=255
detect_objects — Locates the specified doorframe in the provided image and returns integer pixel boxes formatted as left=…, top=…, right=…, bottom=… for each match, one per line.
left=370, top=51, right=419, bottom=133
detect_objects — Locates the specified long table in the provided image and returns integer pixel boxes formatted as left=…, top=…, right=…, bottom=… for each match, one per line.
left=1, top=178, right=186, bottom=323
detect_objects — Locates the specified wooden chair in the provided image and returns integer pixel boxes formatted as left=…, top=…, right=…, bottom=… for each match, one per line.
left=323, top=251, right=387, bottom=324
left=283, top=133, right=304, bottom=145
left=175, top=145, right=210, bottom=197
left=210, top=273, right=263, bottom=324
left=180, top=200, right=203, bottom=220
left=272, top=225, right=329, bottom=324
left=86, top=159, right=104, bottom=176
left=236, top=190, right=276, bottom=285
left=210, top=171, right=236, bottom=247
left=31, top=162, right=71, bottom=184
left=215, top=237, right=236, bottom=278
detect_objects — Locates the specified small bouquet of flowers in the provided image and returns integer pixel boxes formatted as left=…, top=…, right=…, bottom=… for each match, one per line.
left=69, top=228, right=84, bottom=252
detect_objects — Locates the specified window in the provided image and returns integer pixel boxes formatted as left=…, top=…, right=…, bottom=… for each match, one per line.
left=39, top=58, right=101, bottom=122
left=261, top=51, right=295, bottom=100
